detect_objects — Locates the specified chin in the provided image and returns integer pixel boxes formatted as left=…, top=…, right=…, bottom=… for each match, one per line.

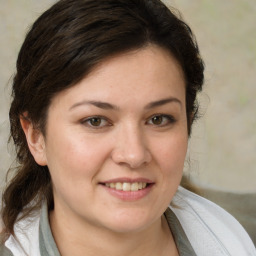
left=102, top=210, right=158, bottom=234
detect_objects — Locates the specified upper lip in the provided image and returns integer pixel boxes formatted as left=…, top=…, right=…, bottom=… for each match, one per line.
left=100, top=177, right=154, bottom=184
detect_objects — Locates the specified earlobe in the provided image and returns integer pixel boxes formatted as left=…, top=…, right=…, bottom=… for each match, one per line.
left=20, top=114, right=47, bottom=166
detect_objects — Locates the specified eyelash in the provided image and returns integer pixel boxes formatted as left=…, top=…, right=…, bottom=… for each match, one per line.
left=80, top=114, right=176, bottom=129
left=146, top=114, right=176, bottom=127
left=80, top=116, right=112, bottom=129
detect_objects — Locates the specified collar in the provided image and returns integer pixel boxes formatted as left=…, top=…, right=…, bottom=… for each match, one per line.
left=39, top=201, right=195, bottom=255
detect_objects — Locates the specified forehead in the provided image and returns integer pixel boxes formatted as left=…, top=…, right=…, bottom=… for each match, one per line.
left=50, top=45, right=186, bottom=110
left=86, top=45, right=185, bottom=86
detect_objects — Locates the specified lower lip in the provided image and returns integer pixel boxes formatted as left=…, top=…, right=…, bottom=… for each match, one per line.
left=100, top=184, right=154, bottom=201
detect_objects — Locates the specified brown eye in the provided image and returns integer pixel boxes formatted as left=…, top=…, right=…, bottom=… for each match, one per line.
left=81, top=116, right=110, bottom=129
left=89, top=117, right=102, bottom=126
left=152, top=116, right=163, bottom=125
left=147, top=114, right=175, bottom=126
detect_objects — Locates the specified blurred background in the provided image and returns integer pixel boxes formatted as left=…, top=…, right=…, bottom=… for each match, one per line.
left=0, top=0, right=255, bottom=242
left=170, top=0, right=256, bottom=194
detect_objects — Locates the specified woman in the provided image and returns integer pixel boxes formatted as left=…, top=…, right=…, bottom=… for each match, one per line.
left=1, top=0, right=255, bottom=255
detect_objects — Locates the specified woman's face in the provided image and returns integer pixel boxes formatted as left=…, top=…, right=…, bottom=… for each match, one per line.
left=39, top=45, right=188, bottom=233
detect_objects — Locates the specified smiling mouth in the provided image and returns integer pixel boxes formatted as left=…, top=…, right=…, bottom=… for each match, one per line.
left=102, top=182, right=148, bottom=192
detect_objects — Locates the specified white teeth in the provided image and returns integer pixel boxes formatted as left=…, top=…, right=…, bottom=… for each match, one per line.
left=123, top=182, right=131, bottom=191
left=116, top=182, right=122, bottom=190
left=104, top=182, right=148, bottom=191
left=131, top=182, right=138, bottom=191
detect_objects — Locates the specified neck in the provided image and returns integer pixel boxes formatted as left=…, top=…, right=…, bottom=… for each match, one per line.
left=49, top=208, right=178, bottom=256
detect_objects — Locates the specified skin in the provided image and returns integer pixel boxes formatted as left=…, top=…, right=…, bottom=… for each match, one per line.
left=21, top=45, right=188, bottom=256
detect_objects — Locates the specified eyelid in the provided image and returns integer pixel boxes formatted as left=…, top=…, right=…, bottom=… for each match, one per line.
left=80, top=115, right=112, bottom=128
left=146, top=114, right=176, bottom=126
left=80, top=114, right=175, bottom=129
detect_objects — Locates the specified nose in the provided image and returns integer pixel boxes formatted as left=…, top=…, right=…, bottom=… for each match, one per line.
left=111, top=124, right=152, bottom=169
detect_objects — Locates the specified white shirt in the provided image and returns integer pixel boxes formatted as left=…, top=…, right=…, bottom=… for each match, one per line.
left=5, top=187, right=256, bottom=256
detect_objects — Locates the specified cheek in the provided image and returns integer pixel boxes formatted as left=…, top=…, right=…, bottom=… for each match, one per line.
left=45, top=135, right=112, bottom=204
left=154, top=134, right=188, bottom=174
left=45, top=130, right=112, bottom=181
left=150, top=133, right=187, bottom=212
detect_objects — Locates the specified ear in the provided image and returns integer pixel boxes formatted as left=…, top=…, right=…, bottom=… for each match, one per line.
left=20, top=114, right=47, bottom=166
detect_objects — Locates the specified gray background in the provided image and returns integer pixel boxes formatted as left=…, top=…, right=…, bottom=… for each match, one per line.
left=0, top=0, right=256, bottom=193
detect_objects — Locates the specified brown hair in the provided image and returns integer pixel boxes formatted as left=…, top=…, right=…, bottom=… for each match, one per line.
left=1, top=0, right=204, bottom=236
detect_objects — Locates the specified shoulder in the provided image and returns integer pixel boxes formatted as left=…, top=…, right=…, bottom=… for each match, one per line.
left=170, top=186, right=256, bottom=256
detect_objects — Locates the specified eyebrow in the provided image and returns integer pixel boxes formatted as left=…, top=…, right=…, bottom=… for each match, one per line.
left=69, top=97, right=182, bottom=111
left=69, top=100, right=119, bottom=111
left=144, top=97, right=182, bottom=109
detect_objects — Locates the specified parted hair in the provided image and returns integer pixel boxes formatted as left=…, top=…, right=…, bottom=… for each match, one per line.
left=1, top=0, right=204, bottom=236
